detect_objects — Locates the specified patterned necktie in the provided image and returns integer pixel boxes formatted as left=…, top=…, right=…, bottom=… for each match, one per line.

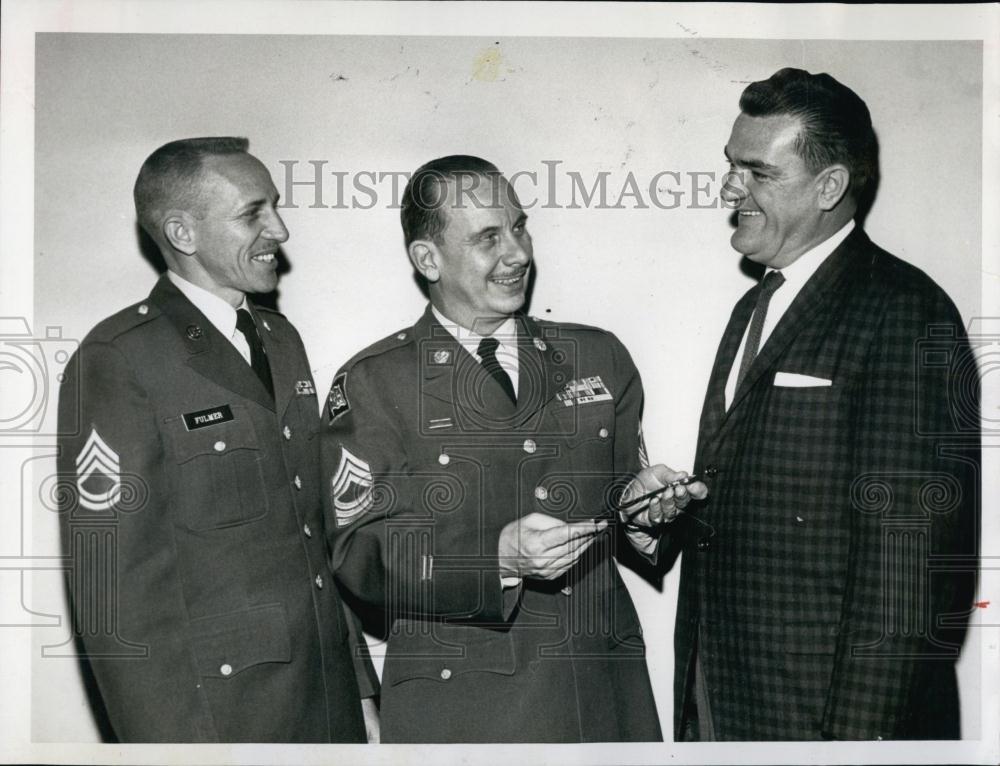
left=735, top=270, right=786, bottom=391
left=236, top=308, right=274, bottom=399
left=477, top=336, right=516, bottom=405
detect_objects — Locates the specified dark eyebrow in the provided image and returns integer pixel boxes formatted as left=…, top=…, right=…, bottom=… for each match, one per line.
left=724, top=147, right=779, bottom=173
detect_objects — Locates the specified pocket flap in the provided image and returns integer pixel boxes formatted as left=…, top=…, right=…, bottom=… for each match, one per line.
left=166, top=405, right=260, bottom=463
left=384, top=622, right=516, bottom=687
left=190, top=603, right=291, bottom=678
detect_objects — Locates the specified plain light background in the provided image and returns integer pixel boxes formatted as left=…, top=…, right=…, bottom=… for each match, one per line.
left=28, top=34, right=984, bottom=743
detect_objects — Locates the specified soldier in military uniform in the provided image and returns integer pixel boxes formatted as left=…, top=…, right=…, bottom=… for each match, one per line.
left=57, top=137, right=377, bottom=742
left=323, top=155, right=705, bottom=742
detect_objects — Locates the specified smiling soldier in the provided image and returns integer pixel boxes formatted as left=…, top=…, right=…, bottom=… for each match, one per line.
left=57, top=137, right=377, bottom=742
left=322, top=155, right=706, bottom=743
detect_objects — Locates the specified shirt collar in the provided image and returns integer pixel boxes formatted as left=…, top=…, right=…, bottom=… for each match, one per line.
left=167, top=270, right=249, bottom=340
left=768, top=219, right=855, bottom=286
left=430, top=305, right=518, bottom=356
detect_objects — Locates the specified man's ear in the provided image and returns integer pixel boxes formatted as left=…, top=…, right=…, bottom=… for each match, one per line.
left=408, top=240, right=440, bottom=283
left=163, top=211, right=197, bottom=256
left=816, top=165, right=851, bottom=211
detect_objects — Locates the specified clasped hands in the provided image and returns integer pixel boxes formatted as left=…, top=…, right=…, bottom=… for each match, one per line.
left=498, top=464, right=707, bottom=580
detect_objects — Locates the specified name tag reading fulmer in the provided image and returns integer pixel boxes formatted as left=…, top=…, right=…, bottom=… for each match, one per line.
left=182, top=404, right=235, bottom=431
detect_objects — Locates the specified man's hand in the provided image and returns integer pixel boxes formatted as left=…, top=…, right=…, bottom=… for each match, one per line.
left=361, top=697, right=380, bottom=744
left=498, top=513, right=608, bottom=580
left=620, top=464, right=708, bottom=528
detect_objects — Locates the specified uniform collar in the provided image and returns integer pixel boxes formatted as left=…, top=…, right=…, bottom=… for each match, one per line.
left=430, top=305, right=518, bottom=363
left=167, top=270, right=249, bottom=343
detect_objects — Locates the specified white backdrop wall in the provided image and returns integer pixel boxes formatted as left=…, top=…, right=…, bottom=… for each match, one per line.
left=30, top=34, right=983, bottom=742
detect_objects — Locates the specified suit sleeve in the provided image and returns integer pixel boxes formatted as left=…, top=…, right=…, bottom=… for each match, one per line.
left=322, top=361, right=505, bottom=624
left=57, top=339, right=216, bottom=742
left=821, top=289, right=978, bottom=739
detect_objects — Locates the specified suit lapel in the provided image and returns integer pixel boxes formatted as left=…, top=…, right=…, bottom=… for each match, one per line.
left=697, top=286, right=758, bottom=446
left=150, top=276, right=276, bottom=412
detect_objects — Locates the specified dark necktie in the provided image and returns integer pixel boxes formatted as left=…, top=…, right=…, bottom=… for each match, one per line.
left=236, top=308, right=274, bottom=399
left=735, top=270, right=785, bottom=391
left=477, top=336, right=516, bottom=405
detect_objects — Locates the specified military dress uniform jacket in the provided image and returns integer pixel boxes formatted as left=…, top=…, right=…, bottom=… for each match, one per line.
left=323, top=307, right=661, bottom=743
left=668, top=228, right=978, bottom=740
left=56, top=275, right=372, bottom=743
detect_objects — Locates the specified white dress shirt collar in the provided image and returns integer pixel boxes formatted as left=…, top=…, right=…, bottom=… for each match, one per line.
left=724, top=219, right=855, bottom=409
left=430, top=305, right=520, bottom=395
left=764, top=218, right=855, bottom=294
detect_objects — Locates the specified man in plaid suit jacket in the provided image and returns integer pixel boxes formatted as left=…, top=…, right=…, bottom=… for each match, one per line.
left=662, top=69, right=979, bottom=740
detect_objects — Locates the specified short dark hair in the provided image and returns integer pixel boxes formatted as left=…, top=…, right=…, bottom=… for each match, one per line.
left=400, top=155, right=504, bottom=247
left=133, top=136, right=249, bottom=242
left=739, top=68, right=878, bottom=202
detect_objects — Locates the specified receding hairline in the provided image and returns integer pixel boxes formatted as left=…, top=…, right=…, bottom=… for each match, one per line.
left=424, top=172, right=525, bottom=241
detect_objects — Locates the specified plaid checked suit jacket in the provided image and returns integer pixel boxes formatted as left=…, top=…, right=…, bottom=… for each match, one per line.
left=670, top=228, right=979, bottom=740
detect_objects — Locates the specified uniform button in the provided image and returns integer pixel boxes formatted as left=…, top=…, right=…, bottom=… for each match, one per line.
left=214, top=441, right=226, bottom=452
left=534, top=486, right=548, bottom=501
left=137, top=304, right=149, bottom=315
left=315, top=574, right=324, bottom=589
left=303, top=523, right=312, bottom=538
left=561, top=585, right=573, bottom=596
left=438, top=453, right=450, bottom=466
left=397, top=332, right=407, bottom=341
left=283, top=425, right=292, bottom=440
left=262, top=320, right=271, bottom=332
left=522, top=439, right=537, bottom=454
left=220, top=663, right=233, bottom=676
left=294, top=475, right=302, bottom=490
left=697, top=538, right=711, bottom=551
left=440, top=668, right=452, bottom=680
left=598, top=427, right=609, bottom=439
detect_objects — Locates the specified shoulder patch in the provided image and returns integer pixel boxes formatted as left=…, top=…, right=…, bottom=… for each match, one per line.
left=327, top=372, right=350, bottom=423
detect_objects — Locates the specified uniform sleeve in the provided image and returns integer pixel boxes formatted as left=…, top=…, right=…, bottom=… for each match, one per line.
left=339, top=597, right=380, bottom=699
left=322, top=361, right=504, bottom=624
left=605, top=336, right=662, bottom=559
left=57, top=339, right=216, bottom=742
left=821, top=289, right=978, bottom=739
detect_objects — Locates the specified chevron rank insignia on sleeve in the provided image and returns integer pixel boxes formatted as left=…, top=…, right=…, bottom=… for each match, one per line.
left=75, top=428, right=122, bottom=511
left=331, top=447, right=373, bottom=526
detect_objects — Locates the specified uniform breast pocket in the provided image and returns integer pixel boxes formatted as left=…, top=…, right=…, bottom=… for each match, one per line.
left=536, top=404, right=618, bottom=521
left=164, top=405, right=270, bottom=531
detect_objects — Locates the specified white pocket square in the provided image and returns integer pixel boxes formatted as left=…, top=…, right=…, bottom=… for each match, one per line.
left=773, top=372, right=833, bottom=388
